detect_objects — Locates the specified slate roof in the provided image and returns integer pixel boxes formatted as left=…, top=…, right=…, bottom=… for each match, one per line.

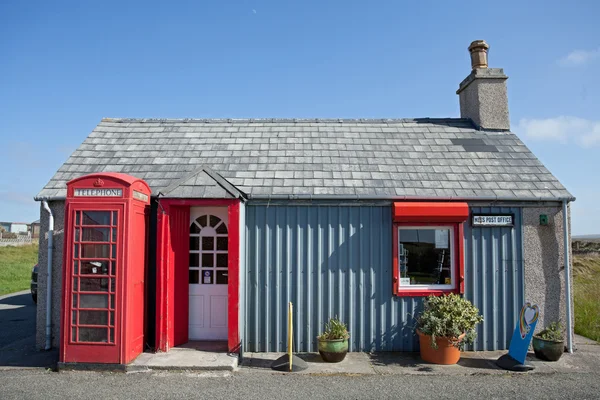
left=36, top=118, right=574, bottom=201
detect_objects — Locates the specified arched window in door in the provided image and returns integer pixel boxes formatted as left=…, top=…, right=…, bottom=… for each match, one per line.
left=189, top=214, right=228, bottom=285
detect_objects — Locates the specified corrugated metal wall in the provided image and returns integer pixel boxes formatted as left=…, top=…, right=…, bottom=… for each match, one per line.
left=244, top=204, right=524, bottom=352
left=464, top=206, right=524, bottom=351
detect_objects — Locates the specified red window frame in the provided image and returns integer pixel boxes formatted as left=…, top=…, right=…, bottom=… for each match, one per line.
left=392, top=202, right=468, bottom=297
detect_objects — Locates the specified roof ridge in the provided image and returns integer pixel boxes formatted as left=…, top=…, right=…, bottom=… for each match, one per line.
left=101, top=117, right=474, bottom=124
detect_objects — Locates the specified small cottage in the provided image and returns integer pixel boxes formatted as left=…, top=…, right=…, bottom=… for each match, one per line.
left=34, top=41, right=574, bottom=365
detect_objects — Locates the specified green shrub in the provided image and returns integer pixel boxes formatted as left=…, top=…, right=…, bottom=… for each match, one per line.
left=318, top=317, right=350, bottom=340
left=536, top=321, right=564, bottom=342
left=417, top=293, right=484, bottom=349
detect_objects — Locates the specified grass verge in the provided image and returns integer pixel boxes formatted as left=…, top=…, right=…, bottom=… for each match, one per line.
left=0, top=243, right=39, bottom=296
left=573, top=254, right=600, bottom=342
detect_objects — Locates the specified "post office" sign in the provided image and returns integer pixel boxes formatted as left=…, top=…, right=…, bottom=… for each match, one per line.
left=472, top=214, right=514, bottom=227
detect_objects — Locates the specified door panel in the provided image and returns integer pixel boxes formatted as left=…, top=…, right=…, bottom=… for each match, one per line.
left=188, top=207, right=228, bottom=340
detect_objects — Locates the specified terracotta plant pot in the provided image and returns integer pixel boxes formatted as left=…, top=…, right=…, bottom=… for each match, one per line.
left=317, top=338, right=349, bottom=362
left=532, top=336, right=564, bottom=361
left=417, top=330, right=465, bottom=365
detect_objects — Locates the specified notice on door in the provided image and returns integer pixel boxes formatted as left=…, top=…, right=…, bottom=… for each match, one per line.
left=472, top=214, right=514, bottom=227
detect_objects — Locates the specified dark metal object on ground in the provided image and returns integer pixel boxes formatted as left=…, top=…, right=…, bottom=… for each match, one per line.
left=496, top=353, right=534, bottom=372
left=270, top=354, right=308, bottom=372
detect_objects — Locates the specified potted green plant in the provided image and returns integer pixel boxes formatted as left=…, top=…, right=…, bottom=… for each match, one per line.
left=317, top=317, right=350, bottom=362
left=532, top=321, right=565, bottom=361
left=416, top=293, right=484, bottom=365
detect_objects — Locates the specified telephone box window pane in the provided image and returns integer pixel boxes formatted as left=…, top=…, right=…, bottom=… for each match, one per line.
left=79, top=327, right=108, bottom=343
left=74, top=260, right=79, bottom=274
left=110, top=279, right=115, bottom=292
left=399, top=228, right=452, bottom=286
left=79, top=294, right=108, bottom=308
left=190, top=236, right=199, bottom=251
left=210, top=215, right=220, bottom=228
left=79, top=310, right=108, bottom=325
left=80, top=261, right=109, bottom=275
left=201, top=269, right=213, bottom=284
left=72, top=311, right=77, bottom=325
left=73, top=278, right=78, bottom=291
left=75, top=228, right=80, bottom=242
left=74, top=244, right=79, bottom=258
left=202, top=253, right=214, bottom=268
left=82, top=244, right=110, bottom=258
left=189, top=253, right=199, bottom=268
left=72, top=295, right=78, bottom=308
left=111, top=244, right=117, bottom=258
left=198, top=215, right=207, bottom=227
left=216, top=270, right=228, bottom=285
left=189, top=270, right=199, bottom=284
left=216, top=223, right=228, bottom=234
left=82, top=227, right=110, bottom=242
left=82, top=211, right=111, bottom=226
left=110, top=294, right=115, bottom=308
left=112, top=212, right=117, bottom=226
left=216, top=237, right=228, bottom=251
left=190, top=223, right=201, bottom=234
left=75, top=212, right=80, bottom=226
left=110, top=328, right=114, bottom=343
left=80, top=278, right=109, bottom=292
left=216, top=254, right=228, bottom=269
left=72, top=328, right=77, bottom=341
left=112, top=228, right=117, bottom=242
left=202, top=237, right=214, bottom=251
left=110, top=311, right=114, bottom=326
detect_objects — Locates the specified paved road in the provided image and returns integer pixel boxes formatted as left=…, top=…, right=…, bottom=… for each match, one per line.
left=0, top=290, right=57, bottom=368
left=0, top=369, right=599, bottom=399
left=0, top=290, right=35, bottom=348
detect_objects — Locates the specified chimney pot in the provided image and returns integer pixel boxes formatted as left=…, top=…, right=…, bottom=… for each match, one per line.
left=468, top=40, right=489, bottom=70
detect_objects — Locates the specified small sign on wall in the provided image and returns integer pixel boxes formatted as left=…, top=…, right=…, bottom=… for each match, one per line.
left=472, top=214, right=514, bottom=227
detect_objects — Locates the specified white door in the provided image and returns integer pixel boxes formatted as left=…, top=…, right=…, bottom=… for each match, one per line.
left=188, top=207, right=229, bottom=340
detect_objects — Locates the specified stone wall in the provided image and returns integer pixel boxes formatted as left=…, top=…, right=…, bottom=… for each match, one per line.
left=523, top=205, right=574, bottom=338
left=36, top=201, right=65, bottom=350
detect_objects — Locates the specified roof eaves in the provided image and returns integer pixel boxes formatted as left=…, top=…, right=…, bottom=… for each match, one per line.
left=248, top=194, right=576, bottom=202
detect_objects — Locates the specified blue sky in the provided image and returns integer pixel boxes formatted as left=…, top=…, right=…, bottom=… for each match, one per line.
left=1, top=0, right=598, bottom=234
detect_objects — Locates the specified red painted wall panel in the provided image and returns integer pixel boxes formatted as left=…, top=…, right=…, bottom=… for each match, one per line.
left=171, top=206, right=190, bottom=346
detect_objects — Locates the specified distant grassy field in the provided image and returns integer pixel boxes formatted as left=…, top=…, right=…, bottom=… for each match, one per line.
left=573, top=253, right=600, bottom=342
left=0, top=243, right=39, bottom=296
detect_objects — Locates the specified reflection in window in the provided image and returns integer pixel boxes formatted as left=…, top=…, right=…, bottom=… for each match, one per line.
left=398, top=228, right=452, bottom=286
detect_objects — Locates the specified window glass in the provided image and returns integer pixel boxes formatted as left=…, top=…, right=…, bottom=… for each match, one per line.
left=398, top=228, right=452, bottom=287
left=81, top=227, right=110, bottom=242
left=79, top=327, right=108, bottom=343
left=81, top=244, right=110, bottom=258
left=80, top=260, right=109, bottom=275
left=82, top=211, right=111, bottom=226
left=79, top=310, right=108, bottom=325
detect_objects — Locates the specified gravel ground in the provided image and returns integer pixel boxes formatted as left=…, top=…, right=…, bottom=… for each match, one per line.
left=0, top=369, right=599, bottom=400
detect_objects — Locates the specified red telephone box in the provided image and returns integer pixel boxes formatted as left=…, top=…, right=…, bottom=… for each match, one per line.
left=61, top=173, right=150, bottom=364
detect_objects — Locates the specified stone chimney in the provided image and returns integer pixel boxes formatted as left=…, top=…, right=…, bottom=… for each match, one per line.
left=456, top=40, right=510, bottom=130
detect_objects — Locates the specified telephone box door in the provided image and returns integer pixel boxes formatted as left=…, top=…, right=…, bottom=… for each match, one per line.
left=64, top=206, right=123, bottom=363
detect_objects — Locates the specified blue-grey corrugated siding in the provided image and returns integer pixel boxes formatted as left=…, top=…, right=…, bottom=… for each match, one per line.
left=245, top=205, right=423, bottom=352
left=245, top=205, right=523, bottom=352
left=464, top=207, right=524, bottom=351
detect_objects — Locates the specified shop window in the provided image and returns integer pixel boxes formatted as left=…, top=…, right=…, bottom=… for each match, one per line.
left=392, top=202, right=468, bottom=297
left=398, top=227, right=454, bottom=288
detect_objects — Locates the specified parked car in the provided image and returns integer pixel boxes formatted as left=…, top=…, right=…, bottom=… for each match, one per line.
left=31, top=264, right=38, bottom=303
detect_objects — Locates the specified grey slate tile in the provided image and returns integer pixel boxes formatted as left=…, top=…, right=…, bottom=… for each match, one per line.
left=36, top=118, right=573, bottom=201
